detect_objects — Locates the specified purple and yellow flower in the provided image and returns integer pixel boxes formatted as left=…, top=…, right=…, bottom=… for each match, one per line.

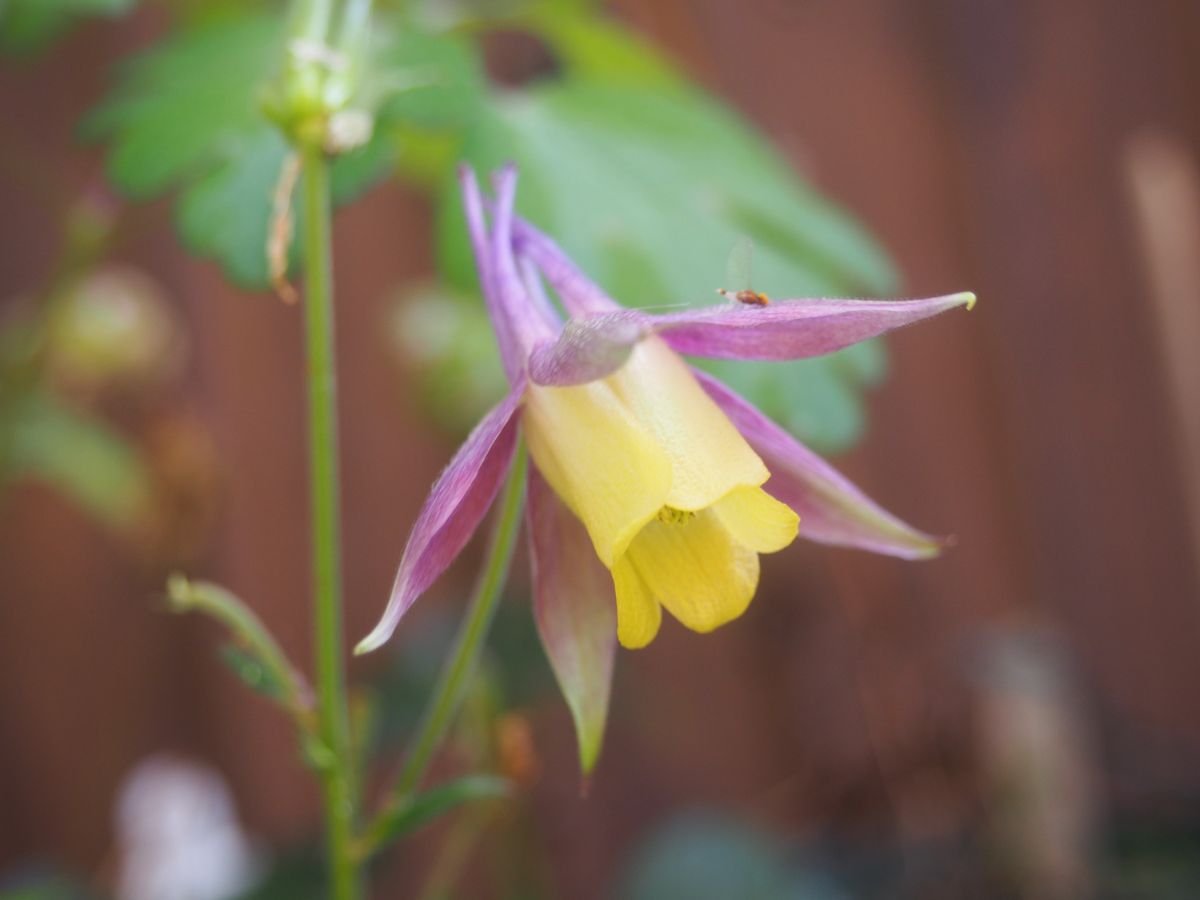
left=358, top=165, right=973, bottom=771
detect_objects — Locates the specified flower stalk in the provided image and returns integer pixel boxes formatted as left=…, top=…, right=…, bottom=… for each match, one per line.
left=361, top=444, right=528, bottom=857
left=300, top=144, right=361, bottom=900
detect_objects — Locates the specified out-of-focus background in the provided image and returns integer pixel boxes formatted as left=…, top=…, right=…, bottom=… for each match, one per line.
left=2, top=1, right=1199, bottom=898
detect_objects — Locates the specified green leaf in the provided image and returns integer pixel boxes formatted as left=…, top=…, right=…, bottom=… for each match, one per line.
left=174, top=124, right=293, bottom=287
left=87, top=13, right=485, bottom=287
left=0, top=0, right=135, bottom=55
left=84, top=13, right=286, bottom=199
left=370, top=775, right=511, bottom=849
left=372, top=26, right=486, bottom=129
left=218, top=642, right=292, bottom=704
left=439, top=79, right=898, bottom=452
left=524, top=2, right=682, bottom=89
left=1, top=390, right=149, bottom=530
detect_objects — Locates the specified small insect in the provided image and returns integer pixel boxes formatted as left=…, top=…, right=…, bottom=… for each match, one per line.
left=716, top=236, right=770, bottom=306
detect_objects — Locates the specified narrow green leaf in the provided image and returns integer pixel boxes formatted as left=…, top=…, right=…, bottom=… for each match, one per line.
left=369, top=775, right=511, bottom=851
left=218, top=642, right=292, bottom=704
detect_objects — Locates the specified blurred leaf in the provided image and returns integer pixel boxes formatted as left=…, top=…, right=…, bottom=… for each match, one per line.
left=701, top=341, right=887, bottom=455
left=389, top=283, right=507, bottom=436
left=173, top=123, right=293, bottom=286
left=524, top=2, right=681, bottom=88
left=373, top=25, right=486, bottom=129
left=219, top=642, right=291, bottom=704
left=83, top=13, right=285, bottom=199
left=438, top=80, right=898, bottom=452
left=338, top=22, right=487, bottom=197
left=371, top=775, right=511, bottom=849
left=620, top=813, right=847, bottom=900
left=1102, top=822, right=1200, bottom=899
left=0, top=0, right=135, bottom=56
left=87, top=13, right=485, bottom=286
left=231, top=847, right=324, bottom=900
left=1, top=390, right=149, bottom=529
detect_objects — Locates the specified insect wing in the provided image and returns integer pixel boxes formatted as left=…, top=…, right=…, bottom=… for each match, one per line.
left=725, top=235, right=755, bottom=293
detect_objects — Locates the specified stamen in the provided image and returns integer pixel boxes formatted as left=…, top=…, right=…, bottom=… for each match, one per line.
left=656, top=506, right=696, bottom=526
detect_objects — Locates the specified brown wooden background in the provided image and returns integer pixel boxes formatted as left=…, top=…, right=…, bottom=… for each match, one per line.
left=2, top=0, right=1199, bottom=897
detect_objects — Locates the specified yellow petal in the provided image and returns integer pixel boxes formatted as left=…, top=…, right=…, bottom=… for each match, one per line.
left=606, top=339, right=769, bottom=510
left=523, top=381, right=672, bottom=567
left=712, top=486, right=799, bottom=554
left=612, top=555, right=662, bottom=649
left=623, top=509, right=760, bottom=634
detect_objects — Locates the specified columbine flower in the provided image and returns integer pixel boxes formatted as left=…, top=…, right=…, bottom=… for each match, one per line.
left=358, top=164, right=973, bottom=771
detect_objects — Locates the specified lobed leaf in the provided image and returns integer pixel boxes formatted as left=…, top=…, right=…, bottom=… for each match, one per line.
left=84, top=14, right=286, bottom=199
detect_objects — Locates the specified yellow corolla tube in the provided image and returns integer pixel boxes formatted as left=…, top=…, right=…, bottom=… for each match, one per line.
left=523, top=338, right=799, bottom=648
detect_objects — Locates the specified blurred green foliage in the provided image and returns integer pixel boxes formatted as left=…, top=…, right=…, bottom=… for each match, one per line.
left=0, top=250, right=167, bottom=538
left=83, top=13, right=482, bottom=284
left=0, top=389, right=150, bottom=528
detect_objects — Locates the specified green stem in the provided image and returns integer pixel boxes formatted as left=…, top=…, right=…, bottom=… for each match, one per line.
left=293, top=0, right=334, bottom=44
left=301, top=146, right=361, bottom=900
left=363, top=444, right=528, bottom=855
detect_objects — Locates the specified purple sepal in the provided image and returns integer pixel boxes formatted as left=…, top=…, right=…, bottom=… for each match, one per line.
left=525, top=289, right=971, bottom=386
left=513, top=212, right=971, bottom=364
left=460, top=166, right=556, bottom=383
left=509, top=217, right=621, bottom=316
left=356, top=383, right=526, bottom=654
left=655, top=293, right=975, bottom=361
left=695, top=370, right=945, bottom=559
